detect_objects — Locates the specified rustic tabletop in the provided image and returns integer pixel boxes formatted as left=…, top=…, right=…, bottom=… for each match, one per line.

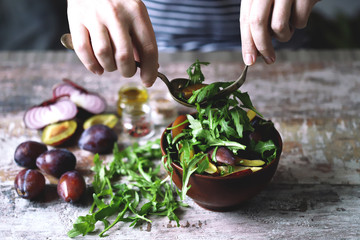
left=0, top=50, right=360, bottom=240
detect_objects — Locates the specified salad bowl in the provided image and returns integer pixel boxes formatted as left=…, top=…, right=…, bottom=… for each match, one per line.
left=160, top=119, right=283, bottom=211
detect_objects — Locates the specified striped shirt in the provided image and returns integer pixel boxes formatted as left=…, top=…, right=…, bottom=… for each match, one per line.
left=143, top=0, right=242, bottom=52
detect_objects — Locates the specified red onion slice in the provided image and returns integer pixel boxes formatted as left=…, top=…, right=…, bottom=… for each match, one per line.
left=24, top=99, right=78, bottom=129
left=53, top=83, right=79, bottom=98
left=53, top=79, right=106, bottom=114
left=70, top=92, right=106, bottom=114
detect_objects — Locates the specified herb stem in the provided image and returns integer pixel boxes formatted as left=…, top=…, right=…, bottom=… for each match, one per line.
left=99, top=203, right=129, bottom=237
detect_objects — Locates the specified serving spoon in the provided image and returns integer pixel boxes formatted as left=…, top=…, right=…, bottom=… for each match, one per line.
left=60, top=33, right=248, bottom=108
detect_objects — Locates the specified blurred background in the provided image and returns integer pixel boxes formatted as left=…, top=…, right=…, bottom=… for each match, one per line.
left=0, top=0, right=359, bottom=51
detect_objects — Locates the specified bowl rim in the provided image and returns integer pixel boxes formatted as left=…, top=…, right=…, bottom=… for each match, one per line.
left=160, top=119, right=283, bottom=180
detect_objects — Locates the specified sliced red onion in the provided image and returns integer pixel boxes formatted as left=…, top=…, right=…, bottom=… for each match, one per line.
left=53, top=82, right=78, bottom=98
left=69, top=91, right=106, bottom=114
left=24, top=98, right=78, bottom=130
left=53, top=79, right=106, bottom=114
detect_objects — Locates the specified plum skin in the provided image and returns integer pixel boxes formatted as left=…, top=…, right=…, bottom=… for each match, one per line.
left=207, top=146, right=236, bottom=166
left=36, top=149, right=76, bottom=178
left=14, top=141, right=48, bottom=169
left=78, top=124, right=118, bottom=154
left=57, top=170, right=86, bottom=202
left=14, top=169, right=45, bottom=199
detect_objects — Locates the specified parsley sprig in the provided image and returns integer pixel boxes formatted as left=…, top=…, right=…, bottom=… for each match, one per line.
left=68, top=140, right=183, bottom=238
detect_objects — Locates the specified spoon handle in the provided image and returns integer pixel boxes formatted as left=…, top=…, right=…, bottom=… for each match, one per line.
left=134, top=61, right=172, bottom=91
left=214, top=65, right=249, bottom=98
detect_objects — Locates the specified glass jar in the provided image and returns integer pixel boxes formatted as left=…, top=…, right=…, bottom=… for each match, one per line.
left=117, top=82, right=148, bottom=117
left=117, top=82, right=154, bottom=139
left=149, top=90, right=177, bottom=126
left=121, top=102, right=154, bottom=139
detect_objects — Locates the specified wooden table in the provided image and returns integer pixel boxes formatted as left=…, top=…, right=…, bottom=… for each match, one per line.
left=1, top=50, right=360, bottom=239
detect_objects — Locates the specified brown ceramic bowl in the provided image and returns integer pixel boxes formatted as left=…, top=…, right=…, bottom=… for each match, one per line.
left=160, top=120, right=283, bottom=212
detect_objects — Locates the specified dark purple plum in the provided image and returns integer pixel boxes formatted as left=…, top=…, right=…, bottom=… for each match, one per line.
left=78, top=124, right=118, bottom=154
left=57, top=170, right=86, bottom=202
left=36, top=149, right=76, bottom=178
left=207, top=146, right=236, bottom=166
left=14, top=169, right=45, bottom=199
left=14, top=141, right=48, bottom=169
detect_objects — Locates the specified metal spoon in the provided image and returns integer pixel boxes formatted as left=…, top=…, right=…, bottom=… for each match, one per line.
left=60, top=33, right=248, bottom=108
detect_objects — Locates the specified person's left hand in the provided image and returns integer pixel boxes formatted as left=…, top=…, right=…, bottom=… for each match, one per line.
left=240, top=0, right=319, bottom=66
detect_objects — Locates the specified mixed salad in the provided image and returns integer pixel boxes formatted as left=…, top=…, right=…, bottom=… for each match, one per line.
left=163, top=60, right=279, bottom=200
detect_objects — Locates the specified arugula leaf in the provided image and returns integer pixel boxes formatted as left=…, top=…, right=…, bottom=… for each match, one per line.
left=67, top=215, right=96, bottom=238
left=196, top=156, right=210, bottom=174
left=232, top=91, right=263, bottom=118
left=178, top=152, right=204, bottom=200
left=188, top=82, right=232, bottom=104
left=250, top=140, right=278, bottom=163
left=186, top=109, right=246, bottom=152
left=219, top=117, right=238, bottom=139
left=68, top=141, right=182, bottom=238
left=186, top=114, right=204, bottom=140
left=186, top=59, right=210, bottom=86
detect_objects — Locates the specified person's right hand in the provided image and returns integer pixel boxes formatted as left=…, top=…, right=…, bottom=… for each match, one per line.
left=67, top=0, right=158, bottom=87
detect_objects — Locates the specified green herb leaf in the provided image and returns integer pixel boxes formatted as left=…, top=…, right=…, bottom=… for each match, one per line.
left=251, top=140, right=278, bottom=163
left=233, top=91, right=263, bottom=117
left=186, top=59, right=210, bottom=86
left=67, top=140, right=182, bottom=238
left=188, top=82, right=231, bottom=104
left=196, top=155, right=209, bottom=174
left=179, top=153, right=204, bottom=200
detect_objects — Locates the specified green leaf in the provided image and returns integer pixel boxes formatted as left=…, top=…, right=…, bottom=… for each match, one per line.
left=179, top=153, right=203, bottom=200
left=251, top=140, right=278, bottom=163
left=67, top=215, right=96, bottom=237
left=188, top=81, right=231, bottom=104
left=233, top=91, right=263, bottom=117
left=67, top=139, right=184, bottom=238
left=196, top=155, right=209, bottom=174
left=219, top=118, right=238, bottom=138
left=230, top=108, right=244, bottom=138
left=187, top=114, right=203, bottom=138
left=186, top=59, right=210, bottom=85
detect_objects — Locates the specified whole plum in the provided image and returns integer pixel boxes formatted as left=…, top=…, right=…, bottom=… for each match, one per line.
left=14, top=141, right=48, bottom=169
left=36, top=149, right=76, bottom=178
left=57, top=170, right=86, bottom=202
left=14, top=169, right=45, bottom=199
left=78, top=124, right=117, bottom=154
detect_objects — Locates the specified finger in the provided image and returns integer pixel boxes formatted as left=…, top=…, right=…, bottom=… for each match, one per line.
left=249, top=0, right=276, bottom=64
left=71, top=25, right=104, bottom=75
left=271, top=0, right=294, bottom=42
left=291, top=0, right=318, bottom=29
left=108, top=22, right=137, bottom=78
left=240, top=0, right=257, bottom=66
left=130, top=2, right=158, bottom=87
left=89, top=26, right=117, bottom=72
left=104, top=2, right=137, bottom=79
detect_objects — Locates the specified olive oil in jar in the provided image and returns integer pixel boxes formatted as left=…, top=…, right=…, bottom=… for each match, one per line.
left=117, top=83, right=148, bottom=117
left=117, top=83, right=154, bottom=139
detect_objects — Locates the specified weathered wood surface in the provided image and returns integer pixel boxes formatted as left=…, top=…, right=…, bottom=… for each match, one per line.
left=1, top=50, right=360, bottom=240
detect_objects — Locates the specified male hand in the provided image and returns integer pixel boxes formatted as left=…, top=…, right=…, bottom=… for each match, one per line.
left=67, top=0, right=158, bottom=87
left=240, top=0, right=319, bottom=65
